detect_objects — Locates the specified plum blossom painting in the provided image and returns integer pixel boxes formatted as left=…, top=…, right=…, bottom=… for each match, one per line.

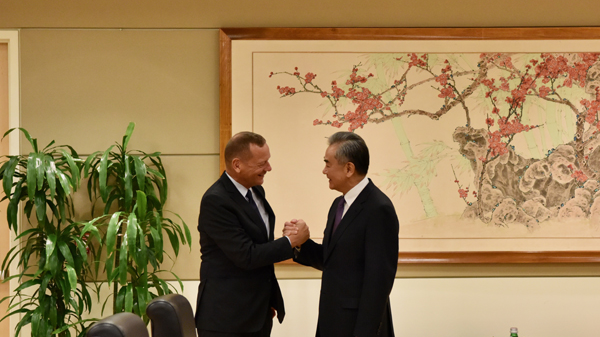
left=224, top=28, right=600, bottom=261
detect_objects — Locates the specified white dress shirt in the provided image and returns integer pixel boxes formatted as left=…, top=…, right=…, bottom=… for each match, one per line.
left=340, top=176, right=369, bottom=218
left=226, top=172, right=270, bottom=237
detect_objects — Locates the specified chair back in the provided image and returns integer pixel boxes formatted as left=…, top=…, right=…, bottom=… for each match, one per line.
left=146, top=294, right=196, bottom=337
left=87, top=312, right=149, bottom=337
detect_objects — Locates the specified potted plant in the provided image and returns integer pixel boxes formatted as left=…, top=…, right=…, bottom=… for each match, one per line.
left=0, top=128, right=101, bottom=337
left=83, top=122, right=191, bottom=322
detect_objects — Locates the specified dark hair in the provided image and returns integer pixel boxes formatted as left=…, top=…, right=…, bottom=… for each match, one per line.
left=328, top=132, right=369, bottom=175
left=224, top=132, right=267, bottom=165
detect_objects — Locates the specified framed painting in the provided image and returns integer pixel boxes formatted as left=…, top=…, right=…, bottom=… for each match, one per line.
left=220, top=28, right=600, bottom=264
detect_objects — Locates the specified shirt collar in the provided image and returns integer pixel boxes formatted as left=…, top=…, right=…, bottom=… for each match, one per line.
left=343, top=176, right=369, bottom=207
left=226, top=171, right=250, bottom=197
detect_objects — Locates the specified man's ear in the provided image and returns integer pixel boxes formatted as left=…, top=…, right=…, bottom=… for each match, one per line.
left=345, top=162, right=356, bottom=177
left=231, top=158, right=242, bottom=173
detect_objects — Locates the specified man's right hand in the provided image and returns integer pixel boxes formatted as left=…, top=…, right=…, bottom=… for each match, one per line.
left=285, top=219, right=310, bottom=247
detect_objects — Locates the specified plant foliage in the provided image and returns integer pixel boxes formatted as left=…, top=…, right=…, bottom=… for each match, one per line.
left=83, top=122, right=191, bottom=322
left=0, top=128, right=101, bottom=337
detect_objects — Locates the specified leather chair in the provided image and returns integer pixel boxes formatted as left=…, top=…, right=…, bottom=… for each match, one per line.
left=87, top=312, right=149, bottom=337
left=146, top=294, right=196, bottom=337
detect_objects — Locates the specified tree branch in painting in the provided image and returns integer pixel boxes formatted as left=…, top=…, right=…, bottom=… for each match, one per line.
left=271, top=52, right=600, bottom=229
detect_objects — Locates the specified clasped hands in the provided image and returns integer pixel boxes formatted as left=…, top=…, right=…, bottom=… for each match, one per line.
left=283, top=219, right=310, bottom=248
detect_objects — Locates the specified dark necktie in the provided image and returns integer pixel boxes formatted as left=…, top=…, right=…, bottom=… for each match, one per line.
left=246, top=189, right=264, bottom=224
left=332, top=197, right=345, bottom=234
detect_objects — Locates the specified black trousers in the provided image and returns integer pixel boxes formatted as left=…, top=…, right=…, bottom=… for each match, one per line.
left=197, top=309, right=273, bottom=337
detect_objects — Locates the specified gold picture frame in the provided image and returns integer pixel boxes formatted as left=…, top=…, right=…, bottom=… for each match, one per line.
left=220, top=27, right=600, bottom=264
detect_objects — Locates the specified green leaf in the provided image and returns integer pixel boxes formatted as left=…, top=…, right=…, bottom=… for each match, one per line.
left=2, top=156, right=18, bottom=196
left=14, top=278, right=40, bottom=292
left=82, top=151, right=101, bottom=178
left=165, top=228, right=180, bottom=257
left=136, top=190, right=147, bottom=221
left=7, top=178, right=22, bottom=232
left=45, top=234, right=57, bottom=266
left=119, top=236, right=128, bottom=285
left=106, top=212, right=122, bottom=256
left=136, top=286, right=148, bottom=316
left=105, top=257, right=114, bottom=283
left=18, top=128, right=37, bottom=152
left=72, top=237, right=88, bottom=264
left=56, top=170, right=71, bottom=196
left=146, top=167, right=165, bottom=179
left=57, top=241, right=75, bottom=268
left=149, top=226, right=163, bottom=262
left=99, top=145, right=115, bottom=202
left=168, top=271, right=185, bottom=292
left=80, top=218, right=102, bottom=244
left=26, top=154, right=38, bottom=200
left=34, top=189, right=47, bottom=223
left=124, top=284, right=133, bottom=313
left=35, top=154, right=45, bottom=192
left=133, top=156, right=146, bottom=192
left=126, top=212, right=138, bottom=258
left=124, top=155, right=132, bottom=210
left=171, top=212, right=192, bottom=247
left=41, top=139, right=55, bottom=151
left=31, top=309, right=41, bottom=337
left=137, top=231, right=148, bottom=269
left=44, top=156, right=57, bottom=199
left=61, top=149, right=80, bottom=190
left=115, top=286, right=127, bottom=312
left=122, top=122, right=135, bottom=151
left=65, top=265, right=77, bottom=291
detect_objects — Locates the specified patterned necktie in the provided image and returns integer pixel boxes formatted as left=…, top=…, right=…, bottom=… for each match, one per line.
left=332, top=197, right=345, bottom=234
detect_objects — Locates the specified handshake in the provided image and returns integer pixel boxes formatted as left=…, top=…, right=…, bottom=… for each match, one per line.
left=283, top=219, right=310, bottom=248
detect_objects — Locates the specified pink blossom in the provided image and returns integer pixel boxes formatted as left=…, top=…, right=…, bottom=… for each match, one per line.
left=305, top=72, right=316, bottom=83
left=438, top=87, right=456, bottom=99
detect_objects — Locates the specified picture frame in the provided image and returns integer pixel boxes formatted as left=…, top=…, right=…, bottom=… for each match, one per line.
left=219, top=27, right=600, bottom=264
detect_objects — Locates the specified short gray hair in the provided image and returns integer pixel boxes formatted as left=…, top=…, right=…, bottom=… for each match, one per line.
left=328, top=132, right=369, bottom=175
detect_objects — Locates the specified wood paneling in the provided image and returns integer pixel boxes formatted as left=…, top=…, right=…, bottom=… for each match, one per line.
left=20, top=29, right=220, bottom=155
left=3, top=0, right=600, bottom=29
left=0, top=42, right=10, bottom=337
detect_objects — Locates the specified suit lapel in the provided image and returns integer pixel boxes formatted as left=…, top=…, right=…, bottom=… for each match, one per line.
left=220, top=173, right=269, bottom=239
left=322, top=196, right=342, bottom=255
left=324, top=182, right=374, bottom=263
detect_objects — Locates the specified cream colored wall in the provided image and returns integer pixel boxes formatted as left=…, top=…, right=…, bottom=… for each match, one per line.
left=2, top=0, right=600, bottom=336
left=19, top=29, right=220, bottom=279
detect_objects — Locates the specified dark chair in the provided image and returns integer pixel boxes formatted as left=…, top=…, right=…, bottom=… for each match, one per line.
left=87, top=312, right=149, bottom=337
left=146, top=294, right=196, bottom=337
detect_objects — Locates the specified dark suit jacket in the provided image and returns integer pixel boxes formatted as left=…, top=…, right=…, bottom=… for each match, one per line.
left=195, top=172, right=294, bottom=333
left=295, top=179, right=399, bottom=337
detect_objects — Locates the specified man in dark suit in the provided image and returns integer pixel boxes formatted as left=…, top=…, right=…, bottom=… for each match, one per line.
left=285, top=131, right=399, bottom=337
left=195, top=131, right=309, bottom=337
